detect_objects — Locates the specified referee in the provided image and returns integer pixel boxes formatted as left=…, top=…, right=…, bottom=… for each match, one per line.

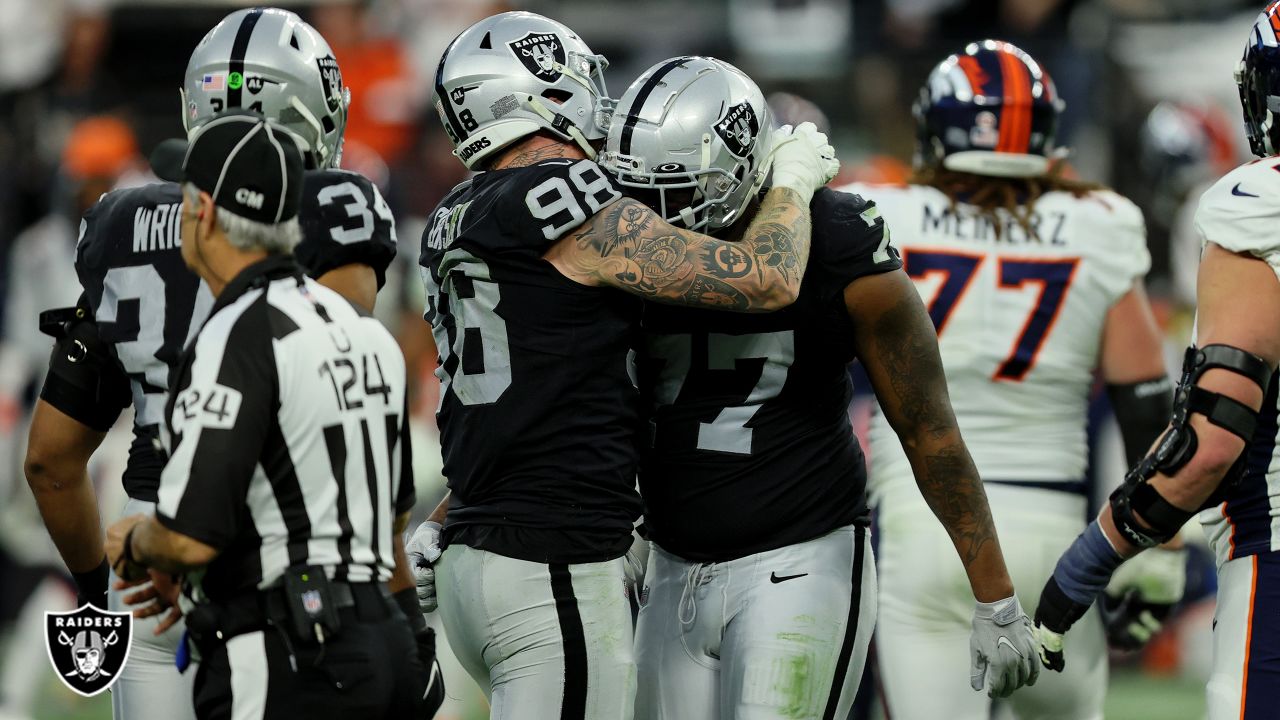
left=104, top=112, right=425, bottom=720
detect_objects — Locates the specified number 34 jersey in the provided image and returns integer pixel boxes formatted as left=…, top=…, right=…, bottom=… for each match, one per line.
left=635, top=188, right=901, bottom=563
left=71, top=170, right=397, bottom=502
left=839, top=181, right=1151, bottom=493
left=419, top=159, right=644, bottom=564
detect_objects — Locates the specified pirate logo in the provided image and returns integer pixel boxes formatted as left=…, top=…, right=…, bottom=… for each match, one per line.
left=316, top=55, right=345, bottom=112
left=44, top=606, right=132, bottom=697
left=714, top=102, right=760, bottom=158
left=508, top=32, right=565, bottom=83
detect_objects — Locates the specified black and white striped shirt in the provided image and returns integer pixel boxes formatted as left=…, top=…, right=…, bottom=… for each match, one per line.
left=156, top=256, right=414, bottom=602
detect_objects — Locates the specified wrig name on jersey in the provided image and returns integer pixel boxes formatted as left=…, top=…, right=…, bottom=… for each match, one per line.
left=132, top=202, right=183, bottom=253
left=426, top=201, right=472, bottom=251
left=922, top=203, right=1066, bottom=246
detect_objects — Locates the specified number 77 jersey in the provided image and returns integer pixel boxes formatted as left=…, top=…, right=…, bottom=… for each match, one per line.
left=839, top=181, right=1152, bottom=487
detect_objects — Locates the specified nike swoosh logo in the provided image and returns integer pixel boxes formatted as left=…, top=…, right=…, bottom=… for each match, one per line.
left=1233, top=183, right=1260, bottom=198
left=996, top=636, right=1026, bottom=658
left=770, top=572, right=808, bottom=584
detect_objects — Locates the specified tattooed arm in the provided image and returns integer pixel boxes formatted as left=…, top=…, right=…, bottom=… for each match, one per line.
left=544, top=186, right=812, bottom=312
left=847, top=270, right=1015, bottom=602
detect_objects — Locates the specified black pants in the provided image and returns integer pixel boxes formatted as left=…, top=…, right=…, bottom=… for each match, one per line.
left=193, top=603, right=424, bottom=720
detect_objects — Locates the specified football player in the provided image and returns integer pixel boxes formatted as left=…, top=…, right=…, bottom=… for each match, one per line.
left=599, top=56, right=1039, bottom=720
left=840, top=40, right=1179, bottom=719
left=408, top=12, right=837, bottom=720
left=23, top=9, right=408, bottom=719
left=1031, top=6, right=1280, bottom=719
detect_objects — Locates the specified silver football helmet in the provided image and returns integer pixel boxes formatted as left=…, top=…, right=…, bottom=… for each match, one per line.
left=599, top=56, right=773, bottom=231
left=181, top=8, right=349, bottom=169
left=433, top=11, right=612, bottom=169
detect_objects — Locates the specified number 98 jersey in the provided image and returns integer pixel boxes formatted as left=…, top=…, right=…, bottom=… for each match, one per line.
left=839, top=181, right=1151, bottom=493
left=67, top=170, right=397, bottom=502
left=419, top=159, right=645, bottom=564
left=634, top=188, right=901, bottom=562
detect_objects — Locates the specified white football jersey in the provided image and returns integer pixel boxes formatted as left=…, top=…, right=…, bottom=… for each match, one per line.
left=839, top=182, right=1151, bottom=496
left=1191, top=158, right=1280, bottom=567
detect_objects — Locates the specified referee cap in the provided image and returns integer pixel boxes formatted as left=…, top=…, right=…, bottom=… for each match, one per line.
left=151, top=110, right=303, bottom=224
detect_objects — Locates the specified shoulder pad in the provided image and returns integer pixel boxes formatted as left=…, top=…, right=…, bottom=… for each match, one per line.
left=296, top=169, right=399, bottom=287
left=1195, top=159, right=1280, bottom=263
left=808, top=188, right=902, bottom=292
left=77, top=184, right=183, bottom=274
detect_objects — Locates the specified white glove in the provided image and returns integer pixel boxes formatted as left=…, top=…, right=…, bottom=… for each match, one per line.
left=970, top=595, right=1040, bottom=698
left=767, top=121, right=840, bottom=205
left=406, top=521, right=443, bottom=614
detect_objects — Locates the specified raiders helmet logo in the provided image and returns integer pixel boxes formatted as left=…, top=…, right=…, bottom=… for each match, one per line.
left=508, top=32, right=565, bottom=83
left=44, top=606, right=133, bottom=697
left=316, top=56, right=344, bottom=112
left=714, top=102, right=760, bottom=158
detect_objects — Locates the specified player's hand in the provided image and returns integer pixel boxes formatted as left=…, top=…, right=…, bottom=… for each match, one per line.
left=105, top=514, right=149, bottom=582
left=768, top=122, right=840, bottom=201
left=1033, top=575, right=1093, bottom=671
left=116, top=569, right=185, bottom=635
left=406, top=521, right=443, bottom=614
left=969, top=595, right=1039, bottom=697
left=1101, top=547, right=1187, bottom=651
left=623, top=528, right=650, bottom=600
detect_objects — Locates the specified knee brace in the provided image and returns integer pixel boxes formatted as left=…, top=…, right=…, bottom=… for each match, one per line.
left=1110, top=344, right=1273, bottom=548
left=38, top=300, right=131, bottom=432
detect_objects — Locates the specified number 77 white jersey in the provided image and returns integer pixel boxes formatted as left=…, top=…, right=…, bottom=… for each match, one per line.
left=838, top=181, right=1151, bottom=489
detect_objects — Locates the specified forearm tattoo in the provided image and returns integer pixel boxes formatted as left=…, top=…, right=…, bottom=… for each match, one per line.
left=873, top=293, right=997, bottom=567
left=567, top=188, right=811, bottom=311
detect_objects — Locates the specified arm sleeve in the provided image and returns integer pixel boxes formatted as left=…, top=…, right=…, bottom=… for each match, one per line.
left=1106, top=376, right=1174, bottom=468
left=297, top=171, right=400, bottom=289
left=394, top=394, right=416, bottom=515
left=39, top=311, right=131, bottom=432
left=155, top=308, right=274, bottom=549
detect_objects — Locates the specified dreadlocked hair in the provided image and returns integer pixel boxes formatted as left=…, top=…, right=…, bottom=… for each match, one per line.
left=910, top=163, right=1107, bottom=239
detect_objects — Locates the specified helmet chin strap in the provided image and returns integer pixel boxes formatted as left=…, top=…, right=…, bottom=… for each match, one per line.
left=525, top=95, right=597, bottom=159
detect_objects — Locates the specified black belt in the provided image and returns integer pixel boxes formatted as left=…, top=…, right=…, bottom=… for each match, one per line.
left=986, top=479, right=1089, bottom=496
left=204, top=581, right=390, bottom=642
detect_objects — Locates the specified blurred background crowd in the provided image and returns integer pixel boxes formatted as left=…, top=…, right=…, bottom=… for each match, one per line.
left=0, top=0, right=1264, bottom=718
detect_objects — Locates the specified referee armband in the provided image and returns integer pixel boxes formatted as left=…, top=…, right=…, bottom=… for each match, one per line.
left=38, top=304, right=131, bottom=432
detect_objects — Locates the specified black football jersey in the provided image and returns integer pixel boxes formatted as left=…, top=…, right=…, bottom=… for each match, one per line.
left=67, top=171, right=397, bottom=501
left=635, top=187, right=902, bottom=562
left=420, top=159, right=644, bottom=564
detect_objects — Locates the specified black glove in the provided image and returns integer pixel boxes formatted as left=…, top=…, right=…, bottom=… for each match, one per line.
left=1033, top=576, right=1092, bottom=672
left=1100, top=590, right=1175, bottom=651
left=71, top=558, right=110, bottom=609
left=394, top=587, right=446, bottom=718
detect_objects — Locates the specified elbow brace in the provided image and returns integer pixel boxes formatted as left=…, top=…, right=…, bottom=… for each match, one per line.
left=38, top=302, right=131, bottom=432
left=1106, top=376, right=1174, bottom=468
left=1110, top=344, right=1273, bottom=549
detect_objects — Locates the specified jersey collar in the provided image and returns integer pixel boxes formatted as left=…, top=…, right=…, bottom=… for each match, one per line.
left=213, top=254, right=304, bottom=315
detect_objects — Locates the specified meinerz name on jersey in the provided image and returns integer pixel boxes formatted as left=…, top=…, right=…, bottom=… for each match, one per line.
left=132, top=202, right=182, bottom=252
left=921, top=202, right=1067, bottom=245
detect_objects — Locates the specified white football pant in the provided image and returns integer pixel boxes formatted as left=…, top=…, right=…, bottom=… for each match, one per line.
left=875, top=483, right=1105, bottom=720
left=1206, top=551, right=1280, bottom=720
left=108, top=498, right=196, bottom=720
left=435, top=543, right=636, bottom=720
left=634, top=525, right=876, bottom=720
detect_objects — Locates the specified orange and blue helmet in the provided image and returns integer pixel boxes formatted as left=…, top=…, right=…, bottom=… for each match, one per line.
left=1237, top=2, right=1280, bottom=157
left=914, top=40, right=1064, bottom=177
